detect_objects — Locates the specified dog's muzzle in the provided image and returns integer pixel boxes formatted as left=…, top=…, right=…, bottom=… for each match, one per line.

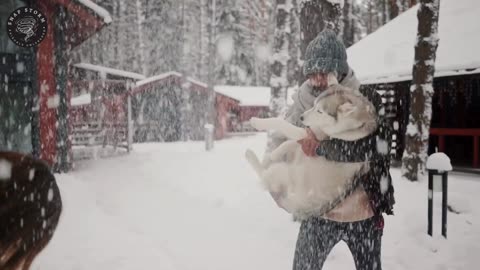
left=300, top=115, right=304, bottom=121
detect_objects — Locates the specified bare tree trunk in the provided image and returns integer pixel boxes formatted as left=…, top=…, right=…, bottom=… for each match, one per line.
left=205, top=0, right=217, bottom=149
left=298, top=0, right=342, bottom=84
left=384, top=0, right=391, bottom=23
left=269, top=0, right=291, bottom=118
left=199, top=0, right=204, bottom=79
left=367, top=0, right=374, bottom=33
left=389, top=0, right=400, bottom=20
left=180, top=0, right=186, bottom=74
left=342, top=0, right=355, bottom=47
left=135, top=0, right=147, bottom=76
left=398, top=0, right=418, bottom=12
left=401, top=0, right=440, bottom=181
left=381, top=0, right=387, bottom=25
left=288, top=0, right=302, bottom=85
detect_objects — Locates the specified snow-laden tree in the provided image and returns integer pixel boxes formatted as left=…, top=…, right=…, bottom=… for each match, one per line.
left=402, top=0, right=440, bottom=181
left=182, top=0, right=209, bottom=81
left=73, top=0, right=147, bottom=75
left=287, top=0, right=302, bottom=85
left=341, top=0, right=355, bottom=47
left=389, top=0, right=418, bottom=21
left=357, top=0, right=385, bottom=34
left=74, top=0, right=271, bottom=86
left=242, top=0, right=272, bottom=86
left=339, top=0, right=368, bottom=47
left=215, top=0, right=251, bottom=85
left=142, top=0, right=183, bottom=76
left=213, top=0, right=271, bottom=86
left=269, top=0, right=292, bottom=119
left=135, top=0, right=147, bottom=75
left=389, top=0, right=401, bottom=20
left=351, top=0, right=418, bottom=38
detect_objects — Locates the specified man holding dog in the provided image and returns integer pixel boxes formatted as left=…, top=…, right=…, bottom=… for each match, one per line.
left=269, top=29, right=395, bottom=270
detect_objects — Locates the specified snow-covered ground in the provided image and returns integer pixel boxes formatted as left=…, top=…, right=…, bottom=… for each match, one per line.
left=32, top=133, right=480, bottom=270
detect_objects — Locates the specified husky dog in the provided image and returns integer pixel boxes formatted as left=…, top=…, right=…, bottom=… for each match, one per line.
left=245, top=80, right=377, bottom=218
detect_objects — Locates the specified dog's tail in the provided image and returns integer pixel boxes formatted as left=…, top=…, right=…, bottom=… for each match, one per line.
left=245, top=149, right=264, bottom=179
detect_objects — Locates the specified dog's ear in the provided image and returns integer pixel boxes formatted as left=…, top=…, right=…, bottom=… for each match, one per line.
left=338, top=101, right=357, bottom=116
left=327, top=73, right=338, bottom=86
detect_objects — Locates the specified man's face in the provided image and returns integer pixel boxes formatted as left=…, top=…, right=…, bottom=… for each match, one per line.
left=309, top=73, right=329, bottom=90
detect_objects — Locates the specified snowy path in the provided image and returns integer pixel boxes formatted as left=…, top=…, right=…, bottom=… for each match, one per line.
left=33, top=133, right=480, bottom=270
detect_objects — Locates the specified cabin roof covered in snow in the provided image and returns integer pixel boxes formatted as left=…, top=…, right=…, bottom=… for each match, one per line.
left=186, top=77, right=208, bottom=88
left=347, top=0, right=480, bottom=84
left=214, top=86, right=271, bottom=107
left=77, top=0, right=113, bottom=24
left=74, top=63, right=146, bottom=80
left=135, top=72, right=182, bottom=87
left=134, top=72, right=208, bottom=90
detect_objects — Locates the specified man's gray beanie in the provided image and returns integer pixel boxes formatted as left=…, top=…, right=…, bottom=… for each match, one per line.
left=303, top=29, right=349, bottom=77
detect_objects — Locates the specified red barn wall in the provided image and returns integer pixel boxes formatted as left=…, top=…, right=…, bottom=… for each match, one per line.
left=215, top=94, right=240, bottom=139
left=239, top=106, right=269, bottom=123
left=36, top=0, right=57, bottom=164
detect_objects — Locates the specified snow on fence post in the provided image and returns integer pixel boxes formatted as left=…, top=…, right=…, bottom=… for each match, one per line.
left=127, top=94, right=133, bottom=152
left=204, top=123, right=214, bottom=151
left=426, top=152, right=452, bottom=238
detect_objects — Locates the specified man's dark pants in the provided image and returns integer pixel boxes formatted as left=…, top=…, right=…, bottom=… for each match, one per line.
left=293, top=216, right=383, bottom=270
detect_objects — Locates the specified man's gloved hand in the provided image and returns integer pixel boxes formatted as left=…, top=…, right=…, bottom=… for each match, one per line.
left=297, top=128, right=320, bottom=157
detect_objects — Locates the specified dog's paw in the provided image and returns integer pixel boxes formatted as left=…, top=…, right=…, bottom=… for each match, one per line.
left=261, top=154, right=272, bottom=168
left=245, top=149, right=257, bottom=162
left=249, top=117, right=265, bottom=131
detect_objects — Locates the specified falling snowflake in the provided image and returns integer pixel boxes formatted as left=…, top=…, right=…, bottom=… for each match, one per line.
left=216, top=34, right=235, bottom=61
left=393, top=121, right=399, bottom=130
left=16, top=62, right=25, bottom=73
left=48, top=188, right=54, bottom=201
left=380, top=176, right=389, bottom=194
left=47, top=94, right=60, bottom=109
left=255, top=43, right=272, bottom=62
left=378, top=107, right=385, bottom=116
left=29, top=168, right=35, bottom=181
left=376, top=137, right=389, bottom=155
left=0, top=159, right=12, bottom=181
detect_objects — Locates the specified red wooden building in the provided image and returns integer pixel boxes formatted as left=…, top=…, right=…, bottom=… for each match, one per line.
left=347, top=0, right=480, bottom=170
left=129, top=75, right=272, bottom=141
left=130, top=72, right=212, bottom=142
left=214, top=85, right=270, bottom=136
left=215, top=92, right=240, bottom=139
left=0, top=0, right=111, bottom=171
left=69, top=63, right=144, bottom=151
